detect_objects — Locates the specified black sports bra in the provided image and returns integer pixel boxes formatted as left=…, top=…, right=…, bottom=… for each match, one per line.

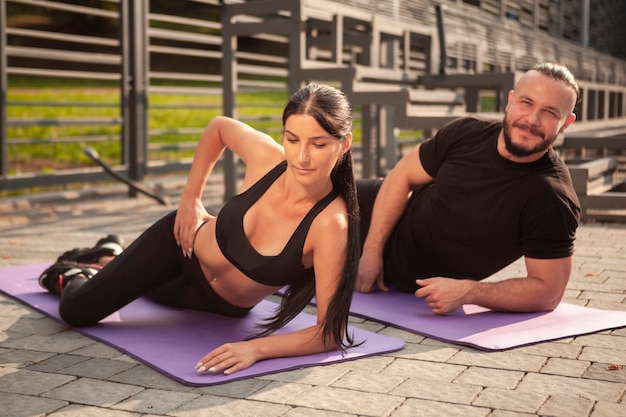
left=215, top=161, right=338, bottom=286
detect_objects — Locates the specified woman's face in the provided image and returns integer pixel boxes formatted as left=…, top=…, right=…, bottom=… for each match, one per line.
left=282, top=114, right=351, bottom=187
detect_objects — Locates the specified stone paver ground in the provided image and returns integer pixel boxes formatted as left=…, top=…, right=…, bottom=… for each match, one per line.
left=1, top=179, right=625, bottom=417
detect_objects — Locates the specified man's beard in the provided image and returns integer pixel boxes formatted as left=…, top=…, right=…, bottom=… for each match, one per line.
left=502, top=115, right=554, bottom=158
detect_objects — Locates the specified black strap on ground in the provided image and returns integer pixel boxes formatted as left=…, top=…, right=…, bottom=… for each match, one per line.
left=83, top=146, right=169, bottom=206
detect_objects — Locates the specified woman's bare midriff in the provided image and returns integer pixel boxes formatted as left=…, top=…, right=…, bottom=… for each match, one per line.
left=193, top=219, right=282, bottom=308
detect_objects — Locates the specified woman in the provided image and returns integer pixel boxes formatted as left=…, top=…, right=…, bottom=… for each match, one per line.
left=39, top=83, right=360, bottom=375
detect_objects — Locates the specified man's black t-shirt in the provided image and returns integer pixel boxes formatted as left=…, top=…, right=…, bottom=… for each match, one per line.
left=383, top=116, right=580, bottom=292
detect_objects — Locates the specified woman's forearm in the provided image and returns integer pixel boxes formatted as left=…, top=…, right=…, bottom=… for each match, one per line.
left=183, top=117, right=228, bottom=199
left=253, top=325, right=339, bottom=361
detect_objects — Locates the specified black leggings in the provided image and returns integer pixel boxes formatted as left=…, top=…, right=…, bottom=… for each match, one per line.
left=59, top=211, right=252, bottom=327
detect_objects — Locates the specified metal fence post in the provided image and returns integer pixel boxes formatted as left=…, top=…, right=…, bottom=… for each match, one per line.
left=0, top=0, right=7, bottom=184
left=220, top=4, right=238, bottom=202
left=122, top=0, right=149, bottom=196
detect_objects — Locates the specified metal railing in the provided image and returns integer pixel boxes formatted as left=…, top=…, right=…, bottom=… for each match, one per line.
left=1, top=0, right=282, bottom=196
left=2, top=0, right=626, bottom=199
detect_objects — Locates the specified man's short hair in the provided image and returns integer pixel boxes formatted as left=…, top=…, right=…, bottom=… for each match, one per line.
left=532, top=62, right=581, bottom=106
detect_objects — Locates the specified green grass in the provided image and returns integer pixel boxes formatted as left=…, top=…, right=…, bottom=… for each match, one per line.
left=6, top=76, right=292, bottom=175
left=6, top=77, right=408, bottom=198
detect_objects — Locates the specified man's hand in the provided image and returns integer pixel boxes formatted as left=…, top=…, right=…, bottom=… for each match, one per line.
left=415, top=257, right=572, bottom=314
left=415, top=277, right=473, bottom=315
left=356, top=253, right=388, bottom=293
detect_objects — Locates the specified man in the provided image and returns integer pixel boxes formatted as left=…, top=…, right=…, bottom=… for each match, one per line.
left=356, top=62, right=581, bottom=314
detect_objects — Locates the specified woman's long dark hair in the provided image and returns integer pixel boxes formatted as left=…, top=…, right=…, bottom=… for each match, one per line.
left=254, top=83, right=360, bottom=351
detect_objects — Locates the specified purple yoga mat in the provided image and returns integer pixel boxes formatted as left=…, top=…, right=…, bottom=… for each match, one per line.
left=276, top=285, right=626, bottom=350
left=0, top=264, right=404, bottom=386
left=347, top=289, right=626, bottom=350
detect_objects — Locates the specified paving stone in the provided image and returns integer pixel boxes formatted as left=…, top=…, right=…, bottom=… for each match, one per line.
left=583, top=362, right=626, bottom=383
left=418, top=337, right=461, bottom=350
left=48, top=404, right=142, bottom=416
left=517, top=373, right=625, bottom=402
left=391, top=398, right=490, bottom=417
left=283, top=407, right=357, bottom=417
left=286, top=385, right=403, bottom=416
left=112, top=388, right=201, bottom=414
left=472, top=387, right=547, bottom=413
left=489, top=411, right=536, bottom=417
left=350, top=320, right=386, bottom=333
left=56, top=357, right=137, bottom=379
left=395, top=343, right=459, bottom=362
left=561, top=292, right=583, bottom=304
left=70, top=342, right=131, bottom=359
left=606, top=276, right=626, bottom=287
left=0, top=367, right=75, bottom=395
left=454, top=367, right=524, bottom=389
left=43, top=377, right=144, bottom=407
left=0, top=348, right=56, bottom=368
left=569, top=273, right=606, bottom=284
left=246, top=380, right=312, bottom=403
left=380, top=357, right=466, bottom=381
left=258, top=364, right=349, bottom=385
left=332, top=369, right=406, bottom=393
left=1, top=327, right=31, bottom=344
left=378, top=326, right=426, bottom=344
left=170, top=394, right=291, bottom=417
left=327, top=354, right=395, bottom=373
left=0, top=331, right=94, bottom=354
left=0, top=391, right=67, bottom=417
left=539, top=357, right=591, bottom=377
left=586, top=300, right=626, bottom=311
left=0, top=298, right=42, bottom=320
left=448, top=350, right=546, bottom=372
left=3, top=316, right=68, bottom=336
left=574, top=333, right=626, bottom=349
left=390, top=377, right=482, bottom=403
left=513, top=341, right=582, bottom=359
left=590, top=400, right=626, bottom=417
left=578, top=346, right=626, bottom=364
left=567, top=281, right=626, bottom=294
left=22, top=353, right=90, bottom=373
left=192, top=377, right=271, bottom=398
left=612, top=327, right=626, bottom=337
left=108, top=364, right=194, bottom=392
left=579, top=290, right=625, bottom=302
left=537, top=394, right=594, bottom=417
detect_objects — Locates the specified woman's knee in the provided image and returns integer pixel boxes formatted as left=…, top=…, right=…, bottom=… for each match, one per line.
left=58, top=277, right=102, bottom=327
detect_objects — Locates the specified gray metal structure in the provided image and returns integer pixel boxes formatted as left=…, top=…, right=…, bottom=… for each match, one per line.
left=2, top=0, right=626, bottom=210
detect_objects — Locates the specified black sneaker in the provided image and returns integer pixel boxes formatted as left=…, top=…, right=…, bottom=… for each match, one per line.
left=57, top=234, right=125, bottom=265
left=39, top=261, right=102, bottom=295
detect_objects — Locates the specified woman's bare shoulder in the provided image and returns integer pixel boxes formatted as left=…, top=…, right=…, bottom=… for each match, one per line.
left=312, top=195, right=349, bottom=237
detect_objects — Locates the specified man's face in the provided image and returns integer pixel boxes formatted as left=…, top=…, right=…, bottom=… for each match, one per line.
left=501, top=71, right=576, bottom=160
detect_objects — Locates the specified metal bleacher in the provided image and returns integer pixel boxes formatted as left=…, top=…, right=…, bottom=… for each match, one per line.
left=219, top=0, right=626, bottom=221
left=220, top=0, right=512, bottom=185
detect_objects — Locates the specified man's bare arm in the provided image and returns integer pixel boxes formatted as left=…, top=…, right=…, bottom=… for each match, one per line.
left=415, top=256, right=572, bottom=314
left=357, top=144, right=433, bottom=292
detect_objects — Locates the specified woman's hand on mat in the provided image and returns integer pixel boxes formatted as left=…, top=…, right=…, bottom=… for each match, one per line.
left=174, top=194, right=212, bottom=258
left=356, top=254, right=388, bottom=293
left=195, top=341, right=259, bottom=375
left=415, top=277, right=473, bottom=315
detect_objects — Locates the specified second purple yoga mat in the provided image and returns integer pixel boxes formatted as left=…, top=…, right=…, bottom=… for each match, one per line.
left=347, top=289, right=626, bottom=350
